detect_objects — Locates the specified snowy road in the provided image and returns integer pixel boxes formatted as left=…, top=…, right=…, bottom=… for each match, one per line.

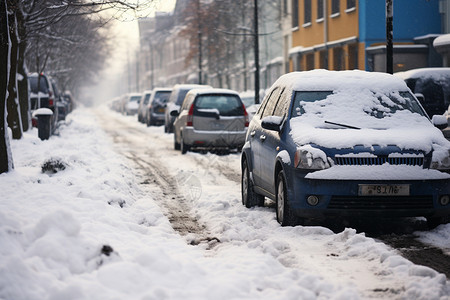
left=95, top=107, right=450, bottom=299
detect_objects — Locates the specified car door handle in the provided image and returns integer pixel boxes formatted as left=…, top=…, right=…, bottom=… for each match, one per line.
left=260, top=135, right=266, bottom=141
left=250, top=130, right=256, bottom=137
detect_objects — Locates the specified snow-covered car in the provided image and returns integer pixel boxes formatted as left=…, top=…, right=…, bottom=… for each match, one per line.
left=172, top=88, right=248, bottom=154
left=241, top=70, right=450, bottom=228
left=146, top=88, right=171, bottom=126
left=164, top=84, right=211, bottom=133
left=394, top=67, right=450, bottom=117
left=137, top=90, right=152, bottom=123
left=122, top=93, right=141, bottom=116
left=239, top=91, right=261, bottom=121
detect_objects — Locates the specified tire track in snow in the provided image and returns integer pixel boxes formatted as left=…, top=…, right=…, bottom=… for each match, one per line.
left=95, top=111, right=220, bottom=248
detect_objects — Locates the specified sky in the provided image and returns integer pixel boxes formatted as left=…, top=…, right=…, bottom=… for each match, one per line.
left=80, top=0, right=176, bottom=105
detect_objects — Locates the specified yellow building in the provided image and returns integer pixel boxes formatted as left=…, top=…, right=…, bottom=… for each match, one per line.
left=289, top=0, right=363, bottom=71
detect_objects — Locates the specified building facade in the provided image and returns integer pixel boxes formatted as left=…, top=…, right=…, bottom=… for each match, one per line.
left=289, top=0, right=443, bottom=73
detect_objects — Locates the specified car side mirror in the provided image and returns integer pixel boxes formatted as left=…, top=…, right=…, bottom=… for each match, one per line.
left=261, top=116, right=283, bottom=132
left=432, top=115, right=448, bottom=130
left=170, top=110, right=179, bottom=117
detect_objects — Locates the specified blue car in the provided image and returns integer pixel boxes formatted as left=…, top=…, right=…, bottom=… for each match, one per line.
left=241, top=70, right=450, bottom=227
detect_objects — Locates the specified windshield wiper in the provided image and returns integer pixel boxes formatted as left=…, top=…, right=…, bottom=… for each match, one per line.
left=324, top=121, right=360, bottom=130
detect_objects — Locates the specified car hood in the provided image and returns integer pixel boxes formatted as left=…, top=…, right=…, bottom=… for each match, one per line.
left=290, top=119, right=450, bottom=153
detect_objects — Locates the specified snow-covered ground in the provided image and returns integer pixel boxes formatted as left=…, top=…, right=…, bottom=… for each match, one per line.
left=1, top=106, right=449, bottom=300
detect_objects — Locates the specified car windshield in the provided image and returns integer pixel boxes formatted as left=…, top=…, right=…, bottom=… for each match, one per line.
left=195, top=94, right=244, bottom=116
left=29, top=76, right=49, bottom=94
left=291, top=90, right=427, bottom=129
left=130, top=96, right=141, bottom=102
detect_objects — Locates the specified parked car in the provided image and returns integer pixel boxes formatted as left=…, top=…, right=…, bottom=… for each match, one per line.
left=395, top=68, right=450, bottom=117
left=172, top=88, right=248, bottom=154
left=63, top=91, right=75, bottom=113
left=146, top=88, right=171, bottom=126
left=49, top=78, right=68, bottom=122
left=122, top=93, right=141, bottom=115
left=239, top=91, right=261, bottom=121
left=138, top=90, right=152, bottom=123
left=28, top=73, right=59, bottom=134
left=241, top=70, right=450, bottom=228
left=164, top=84, right=211, bottom=133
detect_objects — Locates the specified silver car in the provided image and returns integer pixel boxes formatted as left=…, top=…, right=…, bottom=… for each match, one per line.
left=172, top=88, right=248, bottom=154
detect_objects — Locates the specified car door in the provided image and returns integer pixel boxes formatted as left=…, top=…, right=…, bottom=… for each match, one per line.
left=258, top=88, right=289, bottom=195
left=250, top=88, right=281, bottom=192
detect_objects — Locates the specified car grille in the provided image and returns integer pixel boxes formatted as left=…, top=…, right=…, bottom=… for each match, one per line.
left=328, top=196, right=433, bottom=210
left=334, top=156, right=424, bottom=166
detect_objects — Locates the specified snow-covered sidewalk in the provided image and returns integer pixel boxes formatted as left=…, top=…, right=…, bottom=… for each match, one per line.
left=0, top=107, right=448, bottom=300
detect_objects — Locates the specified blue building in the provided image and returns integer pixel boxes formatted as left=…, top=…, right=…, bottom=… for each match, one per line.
left=361, top=0, right=442, bottom=71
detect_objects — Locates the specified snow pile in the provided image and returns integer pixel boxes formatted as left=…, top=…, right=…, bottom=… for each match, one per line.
left=0, top=107, right=449, bottom=299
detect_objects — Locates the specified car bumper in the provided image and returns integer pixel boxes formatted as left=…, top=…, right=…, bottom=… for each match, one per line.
left=183, top=127, right=247, bottom=149
left=150, top=112, right=165, bottom=123
left=284, top=165, right=450, bottom=220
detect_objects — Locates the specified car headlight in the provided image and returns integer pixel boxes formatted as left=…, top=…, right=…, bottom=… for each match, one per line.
left=294, top=145, right=331, bottom=170
left=430, top=147, right=450, bottom=170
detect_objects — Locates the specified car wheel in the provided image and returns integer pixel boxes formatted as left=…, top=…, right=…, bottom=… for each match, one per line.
left=174, top=132, right=181, bottom=150
left=276, top=170, right=297, bottom=226
left=180, top=134, right=189, bottom=154
left=242, top=159, right=264, bottom=208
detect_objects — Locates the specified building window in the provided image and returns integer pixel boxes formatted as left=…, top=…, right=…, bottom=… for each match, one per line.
left=333, top=47, right=344, bottom=70
left=331, top=0, right=340, bottom=16
left=292, top=0, right=299, bottom=29
left=283, top=0, right=288, bottom=16
left=319, top=50, right=328, bottom=69
left=348, top=44, right=358, bottom=70
left=304, top=0, right=311, bottom=24
left=347, top=0, right=356, bottom=10
left=317, top=0, right=324, bottom=20
left=306, top=53, right=315, bottom=70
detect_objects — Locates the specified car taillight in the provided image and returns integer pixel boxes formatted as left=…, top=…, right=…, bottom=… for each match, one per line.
left=187, top=103, right=194, bottom=126
left=49, top=91, right=54, bottom=106
left=243, top=104, right=249, bottom=127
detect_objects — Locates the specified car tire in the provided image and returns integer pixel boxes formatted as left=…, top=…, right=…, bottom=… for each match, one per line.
left=174, top=132, right=181, bottom=150
left=276, top=170, right=297, bottom=226
left=181, top=134, right=189, bottom=154
left=241, top=159, right=265, bottom=208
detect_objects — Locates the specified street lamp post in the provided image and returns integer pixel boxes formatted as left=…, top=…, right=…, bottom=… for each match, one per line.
left=386, top=0, right=393, bottom=74
left=254, top=0, right=260, bottom=104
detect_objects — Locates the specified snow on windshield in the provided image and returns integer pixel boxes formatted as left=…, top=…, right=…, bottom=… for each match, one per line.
left=280, top=70, right=450, bottom=151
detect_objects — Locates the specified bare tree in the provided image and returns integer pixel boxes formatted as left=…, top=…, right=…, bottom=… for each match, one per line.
left=0, top=0, right=155, bottom=174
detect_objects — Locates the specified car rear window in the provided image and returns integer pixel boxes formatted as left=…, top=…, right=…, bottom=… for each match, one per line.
left=29, top=76, right=49, bottom=94
left=130, top=96, right=141, bottom=102
left=194, top=94, right=244, bottom=116
left=154, top=91, right=171, bottom=104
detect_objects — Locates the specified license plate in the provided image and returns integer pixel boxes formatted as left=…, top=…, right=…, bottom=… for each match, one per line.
left=157, top=108, right=165, bottom=113
left=358, top=184, right=410, bottom=196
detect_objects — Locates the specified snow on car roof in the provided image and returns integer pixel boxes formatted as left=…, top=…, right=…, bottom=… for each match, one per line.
left=188, top=88, right=240, bottom=96
left=273, top=69, right=409, bottom=92
left=394, top=67, right=450, bottom=80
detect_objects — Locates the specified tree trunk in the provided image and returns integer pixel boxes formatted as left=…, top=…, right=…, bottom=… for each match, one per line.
left=16, top=4, right=29, bottom=131
left=6, top=0, right=22, bottom=139
left=0, top=0, right=13, bottom=173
